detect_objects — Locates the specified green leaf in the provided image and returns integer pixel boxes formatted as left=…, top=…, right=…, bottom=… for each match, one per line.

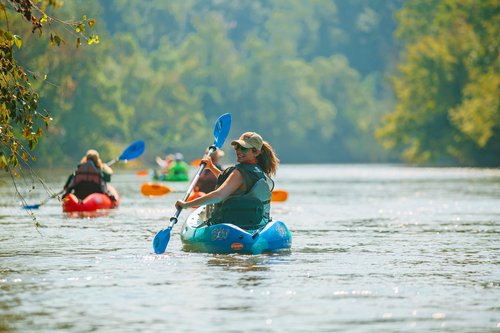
left=13, top=35, right=22, bottom=49
left=54, top=35, right=62, bottom=46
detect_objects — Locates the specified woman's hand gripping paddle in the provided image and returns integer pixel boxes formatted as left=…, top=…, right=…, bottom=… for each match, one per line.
left=153, top=113, right=231, bottom=254
left=22, top=140, right=146, bottom=210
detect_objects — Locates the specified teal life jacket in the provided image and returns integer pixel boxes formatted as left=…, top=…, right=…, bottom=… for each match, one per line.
left=207, top=163, right=273, bottom=229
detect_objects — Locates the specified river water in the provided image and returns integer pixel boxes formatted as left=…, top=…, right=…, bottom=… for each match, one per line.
left=0, top=165, right=499, bottom=332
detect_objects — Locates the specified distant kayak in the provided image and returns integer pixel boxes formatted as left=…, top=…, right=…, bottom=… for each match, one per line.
left=62, top=185, right=120, bottom=213
left=181, top=207, right=292, bottom=254
left=152, top=172, right=189, bottom=182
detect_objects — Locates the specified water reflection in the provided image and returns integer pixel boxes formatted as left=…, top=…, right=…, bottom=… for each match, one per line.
left=206, top=254, right=292, bottom=289
left=207, top=255, right=271, bottom=273
left=64, top=211, right=113, bottom=219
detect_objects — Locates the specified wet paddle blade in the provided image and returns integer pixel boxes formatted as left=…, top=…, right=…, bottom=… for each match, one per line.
left=271, top=190, right=288, bottom=202
left=213, top=113, right=231, bottom=148
left=119, top=140, right=145, bottom=161
left=141, top=183, right=171, bottom=196
left=22, top=204, right=41, bottom=210
left=153, top=228, right=171, bottom=254
left=136, top=170, right=149, bottom=176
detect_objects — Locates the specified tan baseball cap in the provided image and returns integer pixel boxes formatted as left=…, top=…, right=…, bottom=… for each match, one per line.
left=231, top=132, right=263, bottom=150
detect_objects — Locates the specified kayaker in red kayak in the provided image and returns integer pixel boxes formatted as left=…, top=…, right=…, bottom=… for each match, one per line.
left=63, top=149, right=116, bottom=201
left=195, top=148, right=225, bottom=193
left=176, top=132, right=279, bottom=229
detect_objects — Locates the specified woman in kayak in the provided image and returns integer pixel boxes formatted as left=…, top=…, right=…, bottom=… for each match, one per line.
left=63, top=149, right=115, bottom=200
left=176, top=132, right=279, bottom=228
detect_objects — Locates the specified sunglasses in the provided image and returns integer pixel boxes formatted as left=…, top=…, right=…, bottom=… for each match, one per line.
left=234, top=144, right=255, bottom=153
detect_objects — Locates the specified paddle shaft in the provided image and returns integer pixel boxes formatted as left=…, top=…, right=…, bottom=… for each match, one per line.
left=44, top=189, right=65, bottom=203
left=106, top=158, right=118, bottom=166
left=23, top=189, right=65, bottom=209
left=167, top=146, right=216, bottom=228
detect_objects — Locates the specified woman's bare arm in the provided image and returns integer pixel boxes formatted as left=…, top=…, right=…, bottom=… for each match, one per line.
left=176, top=170, right=243, bottom=208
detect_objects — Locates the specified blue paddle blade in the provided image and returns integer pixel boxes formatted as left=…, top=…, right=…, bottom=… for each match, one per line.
left=22, top=204, right=40, bottom=210
left=213, top=113, right=231, bottom=149
left=153, top=227, right=171, bottom=254
left=119, top=140, right=145, bottom=161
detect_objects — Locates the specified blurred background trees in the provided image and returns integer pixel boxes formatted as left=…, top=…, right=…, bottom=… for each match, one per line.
left=2, top=0, right=498, bottom=168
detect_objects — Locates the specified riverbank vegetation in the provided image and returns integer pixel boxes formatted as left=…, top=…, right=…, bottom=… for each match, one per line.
left=2, top=0, right=498, bottom=168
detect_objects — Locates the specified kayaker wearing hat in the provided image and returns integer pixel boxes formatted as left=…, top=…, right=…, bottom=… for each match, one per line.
left=176, top=132, right=279, bottom=229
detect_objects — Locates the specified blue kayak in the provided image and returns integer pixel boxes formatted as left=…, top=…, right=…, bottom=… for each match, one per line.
left=180, top=207, right=292, bottom=254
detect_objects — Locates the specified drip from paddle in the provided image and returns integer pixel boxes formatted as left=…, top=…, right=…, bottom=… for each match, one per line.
left=153, top=113, right=231, bottom=254
left=22, top=140, right=145, bottom=210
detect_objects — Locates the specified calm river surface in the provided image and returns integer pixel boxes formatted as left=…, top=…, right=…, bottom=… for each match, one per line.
left=1, top=165, right=499, bottom=332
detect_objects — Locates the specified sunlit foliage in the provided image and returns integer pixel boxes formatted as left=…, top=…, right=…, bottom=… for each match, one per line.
left=5, top=1, right=405, bottom=167
left=0, top=0, right=98, bottom=171
left=377, top=0, right=500, bottom=165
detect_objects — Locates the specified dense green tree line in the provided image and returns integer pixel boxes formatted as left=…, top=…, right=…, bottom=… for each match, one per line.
left=378, top=0, right=500, bottom=165
left=1, top=0, right=98, bottom=171
left=2, top=0, right=498, bottom=169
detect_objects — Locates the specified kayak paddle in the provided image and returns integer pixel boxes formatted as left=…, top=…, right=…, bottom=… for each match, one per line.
left=153, top=113, right=231, bottom=254
left=22, top=189, right=65, bottom=210
left=106, top=140, right=145, bottom=166
left=22, top=140, right=146, bottom=210
left=141, top=183, right=172, bottom=196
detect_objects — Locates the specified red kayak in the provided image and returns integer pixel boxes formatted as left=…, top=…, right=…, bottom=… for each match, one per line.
left=62, top=185, right=120, bottom=213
